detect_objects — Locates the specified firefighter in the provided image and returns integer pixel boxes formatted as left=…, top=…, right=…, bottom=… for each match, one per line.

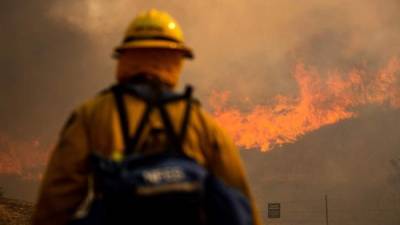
left=32, top=9, right=262, bottom=225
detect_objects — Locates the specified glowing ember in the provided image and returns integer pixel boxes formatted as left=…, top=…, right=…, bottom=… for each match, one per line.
left=210, top=58, right=400, bottom=151
left=0, top=133, right=50, bottom=180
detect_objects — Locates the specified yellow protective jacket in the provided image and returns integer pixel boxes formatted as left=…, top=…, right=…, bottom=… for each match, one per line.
left=32, top=85, right=262, bottom=225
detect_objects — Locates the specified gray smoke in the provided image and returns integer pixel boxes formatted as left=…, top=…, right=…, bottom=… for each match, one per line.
left=2, top=0, right=400, bottom=137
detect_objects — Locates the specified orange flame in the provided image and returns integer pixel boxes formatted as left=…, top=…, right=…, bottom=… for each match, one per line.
left=0, top=133, right=50, bottom=180
left=1, top=58, right=399, bottom=178
left=210, top=58, right=400, bottom=151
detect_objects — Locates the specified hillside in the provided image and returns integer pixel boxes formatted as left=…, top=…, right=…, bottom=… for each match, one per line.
left=242, top=108, right=400, bottom=225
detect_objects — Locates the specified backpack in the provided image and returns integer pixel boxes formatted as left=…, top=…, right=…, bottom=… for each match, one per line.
left=69, top=83, right=253, bottom=225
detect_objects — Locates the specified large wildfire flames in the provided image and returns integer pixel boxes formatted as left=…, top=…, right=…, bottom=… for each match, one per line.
left=1, top=59, right=400, bottom=179
left=210, top=58, right=400, bottom=151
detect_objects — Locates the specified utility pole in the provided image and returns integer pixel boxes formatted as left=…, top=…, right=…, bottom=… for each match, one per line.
left=325, top=194, right=329, bottom=225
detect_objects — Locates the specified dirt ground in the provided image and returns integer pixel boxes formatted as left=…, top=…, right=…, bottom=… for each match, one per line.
left=0, top=197, right=33, bottom=225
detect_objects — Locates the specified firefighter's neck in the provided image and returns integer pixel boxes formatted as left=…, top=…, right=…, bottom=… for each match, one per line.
left=124, top=74, right=173, bottom=91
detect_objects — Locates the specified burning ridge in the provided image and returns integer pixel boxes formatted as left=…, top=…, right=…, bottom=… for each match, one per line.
left=0, top=58, right=399, bottom=179
left=210, top=58, right=400, bottom=151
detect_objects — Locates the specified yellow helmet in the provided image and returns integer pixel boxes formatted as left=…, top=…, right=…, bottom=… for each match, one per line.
left=114, top=9, right=194, bottom=59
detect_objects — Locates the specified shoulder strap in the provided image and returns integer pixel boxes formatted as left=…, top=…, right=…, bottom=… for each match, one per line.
left=178, top=86, right=193, bottom=147
left=112, top=84, right=157, bottom=155
left=125, top=102, right=154, bottom=155
left=112, top=86, right=130, bottom=149
left=156, top=86, right=193, bottom=154
left=112, top=84, right=193, bottom=156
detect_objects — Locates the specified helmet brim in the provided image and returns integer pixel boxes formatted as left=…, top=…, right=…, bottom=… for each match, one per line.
left=114, top=40, right=194, bottom=59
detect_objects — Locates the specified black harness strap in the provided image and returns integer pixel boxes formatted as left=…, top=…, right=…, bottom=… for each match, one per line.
left=113, top=86, right=130, bottom=149
left=112, top=84, right=194, bottom=156
left=124, top=102, right=154, bottom=155
left=178, top=87, right=193, bottom=146
left=158, top=103, right=182, bottom=152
